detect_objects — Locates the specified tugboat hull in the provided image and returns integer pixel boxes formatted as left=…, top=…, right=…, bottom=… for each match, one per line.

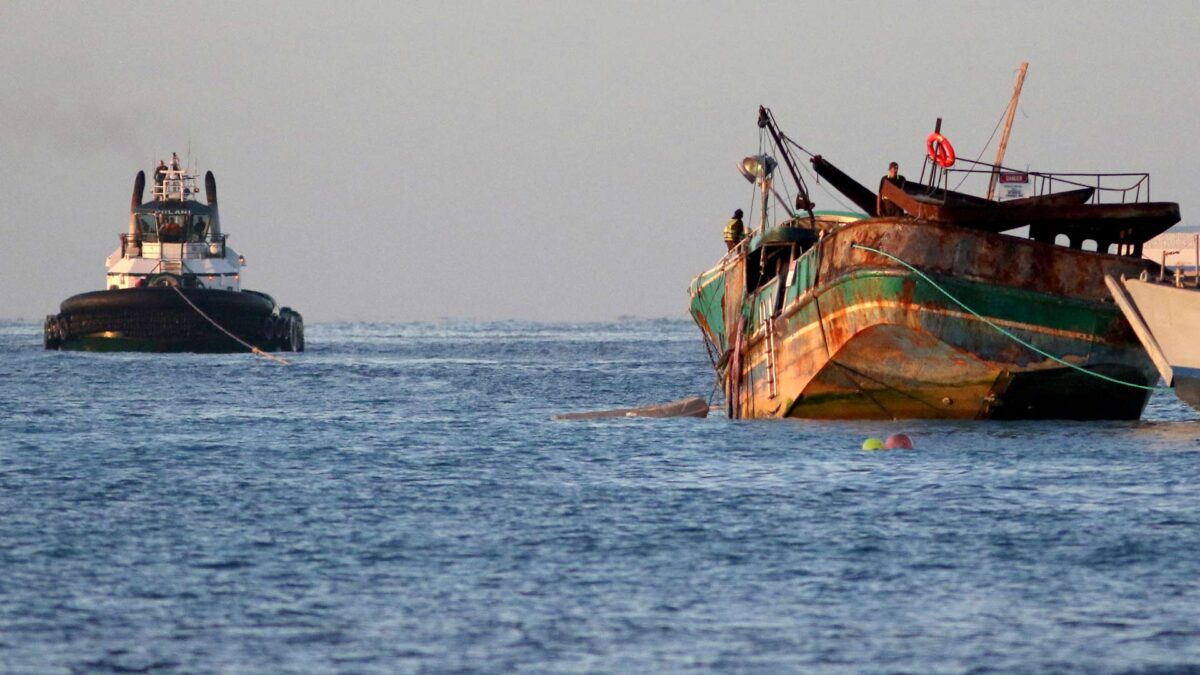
left=44, top=288, right=304, bottom=353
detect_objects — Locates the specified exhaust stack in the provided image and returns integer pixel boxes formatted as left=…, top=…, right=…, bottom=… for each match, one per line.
left=127, top=171, right=145, bottom=249
left=205, top=171, right=221, bottom=237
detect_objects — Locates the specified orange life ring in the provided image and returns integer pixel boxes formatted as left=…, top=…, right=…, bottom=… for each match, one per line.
left=926, top=132, right=956, bottom=168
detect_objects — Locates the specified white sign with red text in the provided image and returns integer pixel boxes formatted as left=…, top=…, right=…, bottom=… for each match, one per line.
left=997, top=171, right=1028, bottom=201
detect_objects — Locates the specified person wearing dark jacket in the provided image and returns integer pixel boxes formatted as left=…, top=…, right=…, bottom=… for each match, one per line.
left=877, top=162, right=906, bottom=216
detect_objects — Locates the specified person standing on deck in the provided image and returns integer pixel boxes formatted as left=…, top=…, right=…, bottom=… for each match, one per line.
left=724, top=209, right=745, bottom=250
left=877, top=161, right=906, bottom=217
left=153, top=160, right=167, bottom=195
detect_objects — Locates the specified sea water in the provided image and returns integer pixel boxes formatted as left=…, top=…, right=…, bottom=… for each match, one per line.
left=2, top=319, right=1199, bottom=673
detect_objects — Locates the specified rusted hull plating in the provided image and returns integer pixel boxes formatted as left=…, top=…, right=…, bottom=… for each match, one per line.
left=690, top=218, right=1159, bottom=420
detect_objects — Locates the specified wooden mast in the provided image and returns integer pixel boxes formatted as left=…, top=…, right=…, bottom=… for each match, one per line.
left=987, top=62, right=1029, bottom=201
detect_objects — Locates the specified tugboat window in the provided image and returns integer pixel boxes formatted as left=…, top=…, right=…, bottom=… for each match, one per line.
left=190, top=216, right=210, bottom=242
left=159, top=214, right=188, bottom=243
left=137, top=214, right=157, bottom=239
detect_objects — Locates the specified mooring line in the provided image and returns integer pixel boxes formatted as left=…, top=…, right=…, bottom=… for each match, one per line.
left=170, top=285, right=289, bottom=365
left=850, top=243, right=1170, bottom=393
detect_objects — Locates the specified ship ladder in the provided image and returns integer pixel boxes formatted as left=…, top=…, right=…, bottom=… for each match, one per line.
left=762, top=299, right=778, bottom=399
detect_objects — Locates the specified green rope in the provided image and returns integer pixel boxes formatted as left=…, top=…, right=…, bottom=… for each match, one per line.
left=850, top=243, right=1170, bottom=393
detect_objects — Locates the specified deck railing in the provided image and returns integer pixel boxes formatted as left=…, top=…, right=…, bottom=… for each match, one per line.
left=121, top=233, right=227, bottom=258
left=923, top=157, right=1152, bottom=204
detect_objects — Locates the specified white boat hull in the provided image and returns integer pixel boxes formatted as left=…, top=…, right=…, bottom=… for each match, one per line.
left=1107, top=276, right=1200, bottom=411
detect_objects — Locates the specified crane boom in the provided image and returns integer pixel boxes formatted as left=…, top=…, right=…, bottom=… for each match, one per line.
left=758, top=106, right=815, bottom=221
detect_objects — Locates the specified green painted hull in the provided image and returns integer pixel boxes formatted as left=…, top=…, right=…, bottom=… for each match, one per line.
left=60, top=333, right=257, bottom=354
left=689, top=217, right=1158, bottom=420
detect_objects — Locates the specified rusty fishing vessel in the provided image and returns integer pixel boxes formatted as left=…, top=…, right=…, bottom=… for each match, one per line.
left=688, top=106, right=1180, bottom=420
left=44, top=155, right=304, bottom=353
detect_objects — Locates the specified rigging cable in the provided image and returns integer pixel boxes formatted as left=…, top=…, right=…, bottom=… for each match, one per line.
left=767, top=139, right=792, bottom=210
left=780, top=135, right=859, bottom=213
left=744, top=180, right=758, bottom=241
left=951, top=104, right=1008, bottom=192
left=801, top=161, right=855, bottom=213
left=782, top=135, right=815, bottom=158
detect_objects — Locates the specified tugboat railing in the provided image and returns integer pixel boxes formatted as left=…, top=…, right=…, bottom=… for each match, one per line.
left=121, top=233, right=227, bottom=258
left=152, top=168, right=197, bottom=202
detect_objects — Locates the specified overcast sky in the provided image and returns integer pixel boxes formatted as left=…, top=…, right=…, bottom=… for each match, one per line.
left=2, top=1, right=1197, bottom=321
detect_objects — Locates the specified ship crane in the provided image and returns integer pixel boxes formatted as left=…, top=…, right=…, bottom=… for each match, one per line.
left=757, top=106, right=816, bottom=225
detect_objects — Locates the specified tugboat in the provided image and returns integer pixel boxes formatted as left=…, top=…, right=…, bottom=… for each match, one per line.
left=44, top=155, right=304, bottom=353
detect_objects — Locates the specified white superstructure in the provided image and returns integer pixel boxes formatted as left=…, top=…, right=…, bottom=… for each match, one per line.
left=105, top=161, right=243, bottom=291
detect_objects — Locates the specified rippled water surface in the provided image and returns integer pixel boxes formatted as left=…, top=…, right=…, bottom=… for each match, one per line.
left=2, top=319, right=1200, bottom=673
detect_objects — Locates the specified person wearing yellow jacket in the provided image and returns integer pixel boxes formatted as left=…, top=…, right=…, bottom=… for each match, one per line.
left=723, top=209, right=745, bottom=250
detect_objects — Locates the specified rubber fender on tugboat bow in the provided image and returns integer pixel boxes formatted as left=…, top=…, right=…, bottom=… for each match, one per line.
left=59, top=287, right=276, bottom=315
left=147, top=274, right=181, bottom=287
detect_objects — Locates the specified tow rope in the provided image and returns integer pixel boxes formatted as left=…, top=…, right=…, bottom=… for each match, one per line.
left=850, top=243, right=1170, bottom=393
left=170, top=285, right=289, bottom=365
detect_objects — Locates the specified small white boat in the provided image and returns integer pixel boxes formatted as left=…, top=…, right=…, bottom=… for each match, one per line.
left=1106, top=273, right=1200, bottom=410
